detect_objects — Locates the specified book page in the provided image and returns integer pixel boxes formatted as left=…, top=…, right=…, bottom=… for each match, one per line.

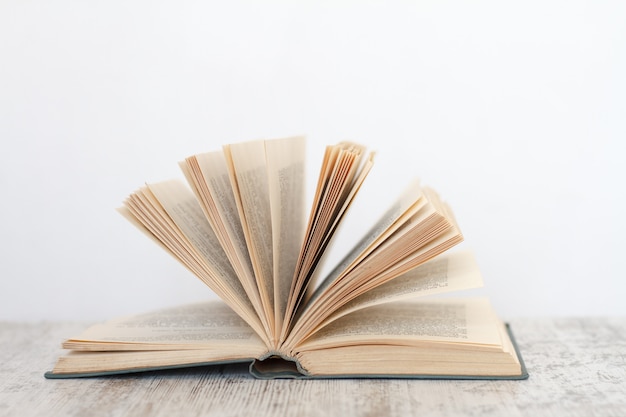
left=295, top=298, right=503, bottom=351
left=285, top=185, right=464, bottom=349
left=147, top=181, right=238, bottom=283
left=280, top=143, right=373, bottom=342
left=224, top=140, right=275, bottom=333
left=181, top=151, right=266, bottom=332
left=265, top=136, right=306, bottom=340
left=312, top=250, right=484, bottom=331
left=146, top=181, right=248, bottom=297
left=304, top=179, right=426, bottom=307
left=65, top=301, right=266, bottom=350
left=139, top=180, right=266, bottom=343
left=300, top=146, right=374, bottom=297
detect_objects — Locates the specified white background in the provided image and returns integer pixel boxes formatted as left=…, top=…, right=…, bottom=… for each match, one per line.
left=1, top=0, right=624, bottom=321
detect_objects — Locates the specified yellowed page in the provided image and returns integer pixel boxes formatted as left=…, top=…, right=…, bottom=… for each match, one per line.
left=280, top=143, right=373, bottom=342
left=340, top=220, right=464, bottom=301
left=285, top=185, right=463, bottom=348
left=224, top=140, right=275, bottom=334
left=64, top=301, right=266, bottom=351
left=146, top=181, right=251, bottom=301
left=180, top=151, right=267, bottom=334
left=295, top=298, right=503, bottom=352
left=121, top=180, right=267, bottom=345
left=305, top=179, right=427, bottom=307
left=122, top=186, right=235, bottom=306
left=296, top=338, right=521, bottom=377
left=147, top=181, right=239, bottom=285
left=51, top=301, right=268, bottom=376
left=294, top=298, right=522, bottom=377
left=302, top=147, right=374, bottom=299
left=265, top=136, right=306, bottom=342
left=313, top=251, right=484, bottom=331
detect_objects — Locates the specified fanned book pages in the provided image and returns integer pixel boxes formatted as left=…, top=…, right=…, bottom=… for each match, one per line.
left=45, top=137, right=528, bottom=380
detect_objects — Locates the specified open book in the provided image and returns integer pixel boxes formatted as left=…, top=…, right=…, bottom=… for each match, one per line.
left=45, top=137, right=527, bottom=380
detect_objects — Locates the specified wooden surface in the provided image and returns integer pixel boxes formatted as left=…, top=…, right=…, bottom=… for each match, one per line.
left=1, top=317, right=625, bottom=417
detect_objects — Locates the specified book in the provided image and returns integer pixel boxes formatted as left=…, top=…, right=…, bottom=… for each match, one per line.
left=45, top=136, right=528, bottom=380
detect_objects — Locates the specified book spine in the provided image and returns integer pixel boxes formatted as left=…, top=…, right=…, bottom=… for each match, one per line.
left=249, top=351, right=309, bottom=379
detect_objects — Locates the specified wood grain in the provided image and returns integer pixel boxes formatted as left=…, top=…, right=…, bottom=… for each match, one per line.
left=1, top=318, right=625, bottom=416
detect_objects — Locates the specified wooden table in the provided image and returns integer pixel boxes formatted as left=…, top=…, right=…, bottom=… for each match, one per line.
left=1, top=318, right=624, bottom=416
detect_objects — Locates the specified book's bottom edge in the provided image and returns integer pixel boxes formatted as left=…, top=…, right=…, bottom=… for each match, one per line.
left=44, top=358, right=255, bottom=379
left=249, top=323, right=528, bottom=380
left=44, top=324, right=529, bottom=381
left=45, top=366, right=528, bottom=380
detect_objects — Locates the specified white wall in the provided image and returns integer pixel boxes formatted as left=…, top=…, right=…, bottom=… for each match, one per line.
left=1, top=0, right=624, bottom=321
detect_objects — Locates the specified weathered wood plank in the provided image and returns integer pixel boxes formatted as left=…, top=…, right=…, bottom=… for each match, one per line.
left=1, top=318, right=625, bottom=417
